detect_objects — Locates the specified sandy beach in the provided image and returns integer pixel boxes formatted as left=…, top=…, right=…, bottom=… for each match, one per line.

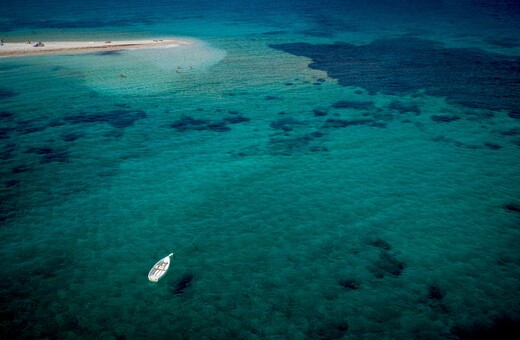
left=0, top=39, right=188, bottom=57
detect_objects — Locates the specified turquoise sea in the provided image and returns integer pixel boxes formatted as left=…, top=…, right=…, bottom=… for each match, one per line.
left=1, top=0, right=520, bottom=338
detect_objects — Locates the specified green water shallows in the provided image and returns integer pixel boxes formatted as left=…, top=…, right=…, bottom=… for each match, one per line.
left=1, top=3, right=520, bottom=338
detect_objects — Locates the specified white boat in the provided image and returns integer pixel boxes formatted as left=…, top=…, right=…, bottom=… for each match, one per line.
left=148, top=253, right=174, bottom=282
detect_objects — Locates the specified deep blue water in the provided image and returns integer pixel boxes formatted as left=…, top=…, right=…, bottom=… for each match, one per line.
left=1, top=0, right=520, bottom=338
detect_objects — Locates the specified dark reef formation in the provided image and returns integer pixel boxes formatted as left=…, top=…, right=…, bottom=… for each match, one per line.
left=170, top=114, right=250, bottom=133
left=332, top=100, right=374, bottom=110
left=64, top=109, right=147, bottom=129
left=26, top=147, right=69, bottom=163
left=365, top=238, right=406, bottom=278
left=270, top=38, right=520, bottom=118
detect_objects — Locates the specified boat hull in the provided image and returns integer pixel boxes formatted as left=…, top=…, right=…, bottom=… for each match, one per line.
left=148, top=253, right=173, bottom=282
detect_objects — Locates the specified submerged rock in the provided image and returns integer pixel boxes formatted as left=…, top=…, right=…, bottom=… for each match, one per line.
left=484, top=143, right=502, bottom=150
left=323, top=118, right=375, bottom=128
left=26, top=147, right=69, bottom=163
left=0, top=88, right=18, bottom=99
left=332, top=100, right=374, bottom=110
left=223, top=115, right=250, bottom=124
left=431, top=115, right=460, bottom=123
left=171, top=114, right=248, bottom=133
left=509, top=111, right=520, bottom=120
left=367, top=238, right=392, bottom=250
left=427, top=285, right=445, bottom=301
left=4, top=179, right=20, bottom=188
left=372, top=252, right=406, bottom=278
left=206, top=121, right=230, bottom=132
left=501, top=128, right=520, bottom=136
left=270, top=117, right=303, bottom=131
left=312, top=109, right=328, bottom=117
left=64, top=109, right=146, bottom=129
left=61, top=132, right=83, bottom=142
left=170, top=116, right=208, bottom=131
left=339, top=279, right=360, bottom=290
left=12, top=165, right=30, bottom=174
left=504, top=203, right=520, bottom=213
left=0, top=111, right=14, bottom=119
left=312, top=322, right=349, bottom=339
left=387, top=100, right=421, bottom=115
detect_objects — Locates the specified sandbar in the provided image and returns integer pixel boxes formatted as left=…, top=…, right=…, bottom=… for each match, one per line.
left=0, top=39, right=189, bottom=58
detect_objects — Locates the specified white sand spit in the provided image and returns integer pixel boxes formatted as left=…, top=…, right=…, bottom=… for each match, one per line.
left=0, top=39, right=189, bottom=57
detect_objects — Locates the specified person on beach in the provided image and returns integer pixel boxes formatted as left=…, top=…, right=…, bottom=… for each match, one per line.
left=0, top=38, right=3, bottom=46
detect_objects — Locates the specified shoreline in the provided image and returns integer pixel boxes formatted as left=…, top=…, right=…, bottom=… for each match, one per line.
left=0, top=39, right=189, bottom=58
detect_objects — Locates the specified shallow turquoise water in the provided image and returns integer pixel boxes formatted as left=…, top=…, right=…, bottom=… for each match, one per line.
left=1, top=1, right=520, bottom=338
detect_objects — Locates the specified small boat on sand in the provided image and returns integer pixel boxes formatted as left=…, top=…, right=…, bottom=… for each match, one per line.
left=148, top=253, right=174, bottom=282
